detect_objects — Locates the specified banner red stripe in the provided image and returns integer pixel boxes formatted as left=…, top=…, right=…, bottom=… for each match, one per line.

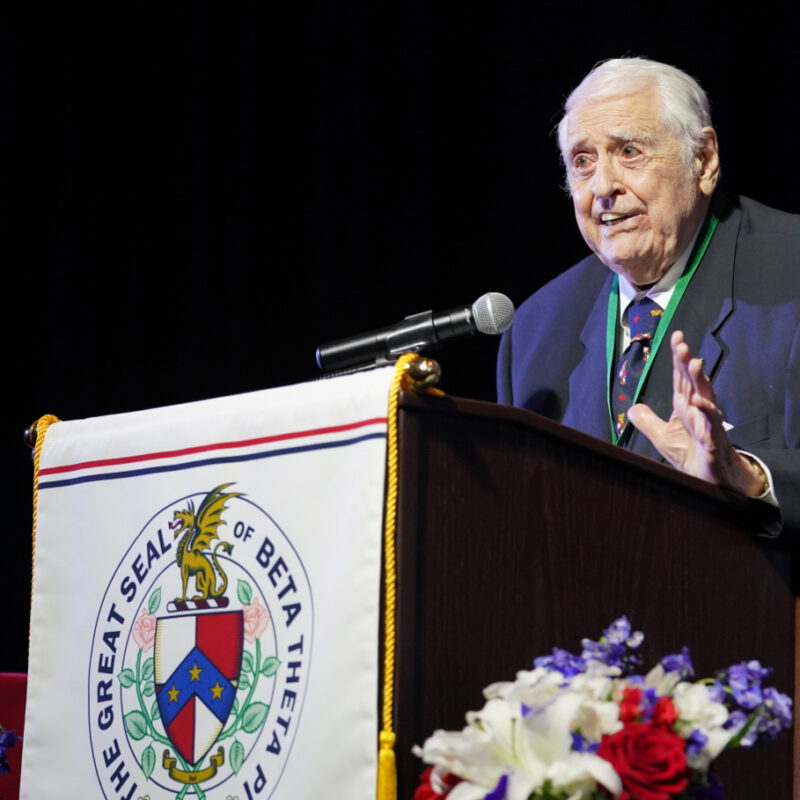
left=39, top=417, right=388, bottom=476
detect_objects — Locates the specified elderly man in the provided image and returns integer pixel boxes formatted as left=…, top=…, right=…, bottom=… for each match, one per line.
left=497, top=58, right=800, bottom=535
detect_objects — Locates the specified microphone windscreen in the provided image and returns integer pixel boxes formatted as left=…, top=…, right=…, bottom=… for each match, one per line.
left=472, top=292, right=515, bottom=335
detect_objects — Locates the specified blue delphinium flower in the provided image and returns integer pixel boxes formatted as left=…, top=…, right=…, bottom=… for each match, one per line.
left=745, top=688, right=793, bottom=743
left=580, top=616, right=643, bottom=675
left=724, top=709, right=748, bottom=730
left=686, top=728, right=709, bottom=758
left=726, top=661, right=769, bottom=710
left=604, top=617, right=633, bottom=643
left=484, top=774, right=508, bottom=800
left=723, top=709, right=760, bottom=748
left=0, top=727, right=19, bottom=775
left=707, top=680, right=727, bottom=703
left=661, top=646, right=694, bottom=679
left=533, top=647, right=586, bottom=677
left=763, top=686, right=793, bottom=728
left=571, top=731, right=599, bottom=753
left=714, top=659, right=791, bottom=748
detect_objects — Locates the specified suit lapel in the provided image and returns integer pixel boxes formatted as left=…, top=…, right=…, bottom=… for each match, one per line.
left=563, top=271, right=616, bottom=442
left=626, top=195, right=742, bottom=458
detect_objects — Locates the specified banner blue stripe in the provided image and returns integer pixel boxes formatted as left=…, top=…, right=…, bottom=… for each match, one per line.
left=39, top=431, right=387, bottom=489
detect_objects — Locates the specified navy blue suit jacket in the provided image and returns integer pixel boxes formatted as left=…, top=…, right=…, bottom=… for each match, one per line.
left=498, top=194, right=800, bottom=537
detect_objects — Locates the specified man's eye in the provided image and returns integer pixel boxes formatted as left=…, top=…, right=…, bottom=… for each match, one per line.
left=572, top=154, right=594, bottom=174
left=621, top=145, right=641, bottom=157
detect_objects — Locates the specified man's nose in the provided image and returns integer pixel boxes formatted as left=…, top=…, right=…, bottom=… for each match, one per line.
left=591, top=156, right=623, bottom=199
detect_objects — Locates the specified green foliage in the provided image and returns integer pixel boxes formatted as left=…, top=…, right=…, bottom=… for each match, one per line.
left=727, top=711, right=757, bottom=748
left=242, top=650, right=254, bottom=674
left=147, top=588, right=162, bottom=614
left=117, top=668, right=136, bottom=688
left=124, top=710, right=148, bottom=741
left=230, top=739, right=245, bottom=775
left=242, top=702, right=270, bottom=734
left=237, top=579, right=253, bottom=605
left=262, top=657, right=281, bottom=678
left=141, top=744, right=156, bottom=780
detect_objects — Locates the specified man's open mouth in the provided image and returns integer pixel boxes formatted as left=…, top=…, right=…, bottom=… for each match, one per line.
left=600, top=212, right=636, bottom=226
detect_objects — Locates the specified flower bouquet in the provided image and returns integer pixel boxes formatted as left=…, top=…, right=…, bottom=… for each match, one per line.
left=413, top=618, right=791, bottom=800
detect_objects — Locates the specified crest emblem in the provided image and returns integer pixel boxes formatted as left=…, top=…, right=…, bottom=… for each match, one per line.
left=89, top=483, right=312, bottom=798
left=155, top=610, right=243, bottom=775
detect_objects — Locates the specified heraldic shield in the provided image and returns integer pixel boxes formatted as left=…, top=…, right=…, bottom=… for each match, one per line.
left=155, top=610, right=244, bottom=766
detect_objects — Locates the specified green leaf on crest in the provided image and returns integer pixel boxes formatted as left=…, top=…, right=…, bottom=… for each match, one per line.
left=141, top=744, right=156, bottom=780
left=143, top=682, right=155, bottom=697
left=151, top=700, right=161, bottom=720
left=124, top=710, right=148, bottom=741
left=147, top=588, right=162, bottom=614
left=261, top=657, right=281, bottom=678
left=117, top=668, right=136, bottom=688
left=237, top=579, right=253, bottom=605
left=230, top=739, right=245, bottom=775
left=142, top=657, right=154, bottom=682
left=238, top=674, right=251, bottom=691
left=241, top=702, right=269, bottom=733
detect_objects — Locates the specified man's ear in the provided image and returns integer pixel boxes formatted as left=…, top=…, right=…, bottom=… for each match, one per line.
left=696, top=126, right=720, bottom=196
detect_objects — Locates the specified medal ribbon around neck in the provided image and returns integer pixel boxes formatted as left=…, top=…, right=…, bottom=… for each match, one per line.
left=605, top=211, right=720, bottom=446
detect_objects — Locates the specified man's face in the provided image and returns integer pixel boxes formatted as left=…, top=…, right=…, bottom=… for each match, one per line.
left=564, top=85, right=715, bottom=287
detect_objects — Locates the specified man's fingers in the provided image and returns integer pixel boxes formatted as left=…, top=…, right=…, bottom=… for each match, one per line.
left=671, top=331, right=694, bottom=406
left=626, top=402, right=667, bottom=441
left=687, top=355, right=717, bottom=403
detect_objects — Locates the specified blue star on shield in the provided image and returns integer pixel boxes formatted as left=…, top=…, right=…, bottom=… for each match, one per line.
left=154, top=610, right=243, bottom=766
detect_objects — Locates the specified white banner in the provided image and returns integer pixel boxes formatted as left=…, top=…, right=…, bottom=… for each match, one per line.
left=22, top=368, right=394, bottom=800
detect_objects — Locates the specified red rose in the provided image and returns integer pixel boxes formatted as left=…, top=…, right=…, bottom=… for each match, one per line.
left=413, top=767, right=461, bottom=800
left=651, top=696, right=678, bottom=730
left=598, top=722, right=688, bottom=800
left=620, top=687, right=644, bottom=722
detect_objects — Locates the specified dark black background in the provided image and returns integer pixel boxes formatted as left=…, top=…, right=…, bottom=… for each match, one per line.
left=3, top=3, right=799, bottom=670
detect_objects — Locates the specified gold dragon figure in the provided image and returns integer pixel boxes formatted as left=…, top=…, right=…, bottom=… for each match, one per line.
left=170, top=483, right=241, bottom=602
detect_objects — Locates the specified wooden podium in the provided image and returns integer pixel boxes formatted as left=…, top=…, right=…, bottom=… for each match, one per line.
left=391, top=391, right=797, bottom=799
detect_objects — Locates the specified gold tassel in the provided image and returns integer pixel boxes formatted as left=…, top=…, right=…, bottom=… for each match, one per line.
left=376, top=730, right=397, bottom=800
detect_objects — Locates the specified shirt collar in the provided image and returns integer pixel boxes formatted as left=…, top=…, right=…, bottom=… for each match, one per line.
left=618, top=224, right=703, bottom=322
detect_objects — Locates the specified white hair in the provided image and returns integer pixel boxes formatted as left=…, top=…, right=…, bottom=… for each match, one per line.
left=557, top=58, right=713, bottom=167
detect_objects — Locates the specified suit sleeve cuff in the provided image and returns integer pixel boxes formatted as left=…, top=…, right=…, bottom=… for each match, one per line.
left=737, top=449, right=780, bottom=537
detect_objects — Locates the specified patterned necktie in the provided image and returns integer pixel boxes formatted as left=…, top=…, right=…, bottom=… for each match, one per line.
left=611, top=297, right=664, bottom=436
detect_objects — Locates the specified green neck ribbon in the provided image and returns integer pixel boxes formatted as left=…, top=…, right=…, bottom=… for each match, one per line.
left=605, top=211, right=720, bottom=446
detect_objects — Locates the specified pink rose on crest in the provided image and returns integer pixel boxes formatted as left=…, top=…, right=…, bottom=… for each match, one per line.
left=243, top=597, right=270, bottom=643
left=132, top=609, right=157, bottom=652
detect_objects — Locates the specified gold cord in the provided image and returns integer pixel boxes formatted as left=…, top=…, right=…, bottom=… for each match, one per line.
left=30, top=414, right=60, bottom=631
left=376, top=354, right=417, bottom=800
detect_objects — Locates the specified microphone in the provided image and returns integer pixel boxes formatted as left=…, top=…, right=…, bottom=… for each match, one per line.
left=315, top=291, right=515, bottom=372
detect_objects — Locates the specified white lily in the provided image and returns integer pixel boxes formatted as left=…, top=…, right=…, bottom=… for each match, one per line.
left=672, top=682, right=732, bottom=769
